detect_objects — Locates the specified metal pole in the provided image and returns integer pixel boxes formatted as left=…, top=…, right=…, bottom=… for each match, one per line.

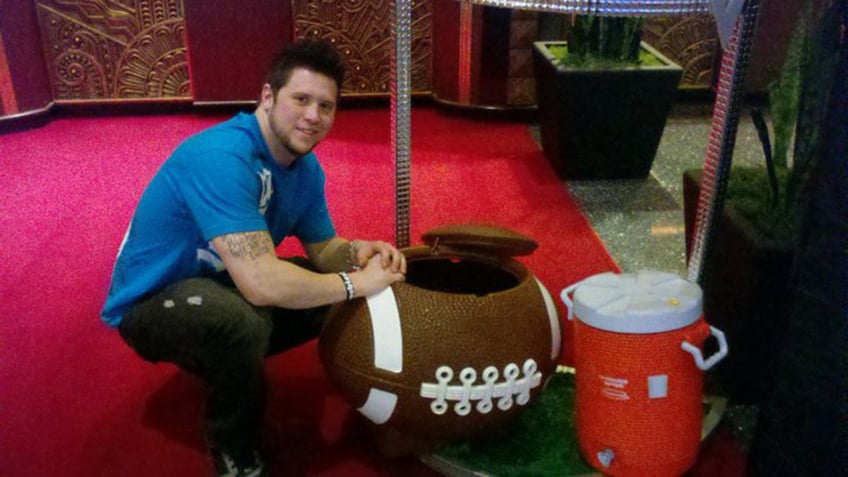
left=687, top=0, right=761, bottom=284
left=392, top=0, right=412, bottom=248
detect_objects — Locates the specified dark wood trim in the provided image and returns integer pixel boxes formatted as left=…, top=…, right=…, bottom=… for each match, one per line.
left=0, top=102, right=54, bottom=134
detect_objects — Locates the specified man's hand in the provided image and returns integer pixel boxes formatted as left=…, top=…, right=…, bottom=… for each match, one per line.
left=351, top=240, right=407, bottom=275
left=349, top=254, right=406, bottom=299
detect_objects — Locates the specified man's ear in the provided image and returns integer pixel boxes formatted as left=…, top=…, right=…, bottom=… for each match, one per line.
left=260, top=84, right=274, bottom=111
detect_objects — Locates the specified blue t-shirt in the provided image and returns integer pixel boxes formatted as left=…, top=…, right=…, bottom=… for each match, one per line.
left=101, top=113, right=336, bottom=326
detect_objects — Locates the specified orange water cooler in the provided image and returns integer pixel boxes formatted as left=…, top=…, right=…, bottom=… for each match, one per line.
left=561, top=271, right=727, bottom=476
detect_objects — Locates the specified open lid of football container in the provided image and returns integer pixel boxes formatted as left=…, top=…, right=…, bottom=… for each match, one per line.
left=562, top=270, right=703, bottom=334
left=421, top=224, right=538, bottom=257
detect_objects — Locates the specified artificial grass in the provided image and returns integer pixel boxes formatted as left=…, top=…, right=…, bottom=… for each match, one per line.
left=434, top=371, right=595, bottom=476
left=726, top=166, right=800, bottom=242
left=548, top=45, right=665, bottom=70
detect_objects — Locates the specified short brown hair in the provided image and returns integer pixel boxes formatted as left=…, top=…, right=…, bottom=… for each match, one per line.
left=265, top=38, right=346, bottom=96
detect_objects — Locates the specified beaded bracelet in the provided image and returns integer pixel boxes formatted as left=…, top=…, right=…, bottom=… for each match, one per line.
left=338, top=271, right=355, bottom=301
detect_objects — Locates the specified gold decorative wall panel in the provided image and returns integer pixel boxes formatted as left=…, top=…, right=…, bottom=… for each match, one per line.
left=292, top=0, right=432, bottom=96
left=36, top=0, right=189, bottom=100
left=29, top=1, right=717, bottom=102
left=644, top=16, right=718, bottom=89
left=506, top=9, right=537, bottom=106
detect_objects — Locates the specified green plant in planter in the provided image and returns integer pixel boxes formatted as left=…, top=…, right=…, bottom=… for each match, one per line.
left=532, top=14, right=680, bottom=179
left=729, top=3, right=836, bottom=242
left=680, top=0, right=842, bottom=406
left=550, top=15, right=656, bottom=69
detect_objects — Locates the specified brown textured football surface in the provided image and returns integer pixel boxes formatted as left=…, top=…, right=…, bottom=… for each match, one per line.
left=319, top=246, right=561, bottom=442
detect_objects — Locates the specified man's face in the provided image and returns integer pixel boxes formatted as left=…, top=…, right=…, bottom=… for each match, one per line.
left=262, top=67, right=338, bottom=161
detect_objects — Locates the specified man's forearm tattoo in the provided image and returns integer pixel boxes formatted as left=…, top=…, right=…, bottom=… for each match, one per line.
left=225, top=232, right=273, bottom=260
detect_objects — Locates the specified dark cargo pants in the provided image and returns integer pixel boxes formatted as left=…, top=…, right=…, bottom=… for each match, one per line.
left=117, top=260, right=326, bottom=460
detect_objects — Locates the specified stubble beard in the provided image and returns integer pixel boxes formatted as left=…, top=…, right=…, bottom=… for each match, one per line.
left=268, top=112, right=317, bottom=161
left=283, top=138, right=316, bottom=159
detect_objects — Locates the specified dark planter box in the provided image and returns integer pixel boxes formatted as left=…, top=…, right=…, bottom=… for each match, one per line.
left=683, top=169, right=796, bottom=404
left=533, top=41, right=682, bottom=180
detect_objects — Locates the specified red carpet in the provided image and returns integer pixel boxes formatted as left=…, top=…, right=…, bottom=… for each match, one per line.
left=0, top=106, right=617, bottom=476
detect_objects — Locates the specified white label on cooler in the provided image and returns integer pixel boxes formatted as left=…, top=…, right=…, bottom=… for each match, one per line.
left=648, top=374, right=669, bottom=398
left=600, top=375, right=630, bottom=400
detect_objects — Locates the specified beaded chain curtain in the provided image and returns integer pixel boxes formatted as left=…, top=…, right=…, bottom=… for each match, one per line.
left=464, top=0, right=710, bottom=15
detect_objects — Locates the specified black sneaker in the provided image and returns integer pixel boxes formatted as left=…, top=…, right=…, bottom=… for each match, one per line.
left=210, top=447, right=268, bottom=477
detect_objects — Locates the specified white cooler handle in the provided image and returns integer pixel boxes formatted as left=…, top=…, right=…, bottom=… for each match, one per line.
left=681, top=326, right=728, bottom=371
left=559, top=281, right=585, bottom=321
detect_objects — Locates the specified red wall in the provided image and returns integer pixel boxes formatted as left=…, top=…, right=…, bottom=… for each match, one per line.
left=431, top=0, right=461, bottom=103
left=0, top=0, right=52, bottom=115
left=183, top=0, right=293, bottom=104
left=430, top=0, right=525, bottom=108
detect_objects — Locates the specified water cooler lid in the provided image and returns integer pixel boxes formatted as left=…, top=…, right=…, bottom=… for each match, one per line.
left=573, top=270, right=703, bottom=334
left=422, top=224, right=538, bottom=257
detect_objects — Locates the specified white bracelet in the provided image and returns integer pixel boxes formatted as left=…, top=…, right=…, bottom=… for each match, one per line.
left=338, top=271, right=355, bottom=301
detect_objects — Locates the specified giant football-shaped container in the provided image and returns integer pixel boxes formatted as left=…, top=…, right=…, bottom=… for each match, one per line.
left=319, top=224, right=562, bottom=452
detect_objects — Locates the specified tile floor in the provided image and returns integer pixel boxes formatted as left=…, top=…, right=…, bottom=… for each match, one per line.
left=553, top=99, right=766, bottom=278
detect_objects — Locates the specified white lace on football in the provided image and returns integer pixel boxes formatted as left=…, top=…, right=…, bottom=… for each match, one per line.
left=420, top=359, right=541, bottom=416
